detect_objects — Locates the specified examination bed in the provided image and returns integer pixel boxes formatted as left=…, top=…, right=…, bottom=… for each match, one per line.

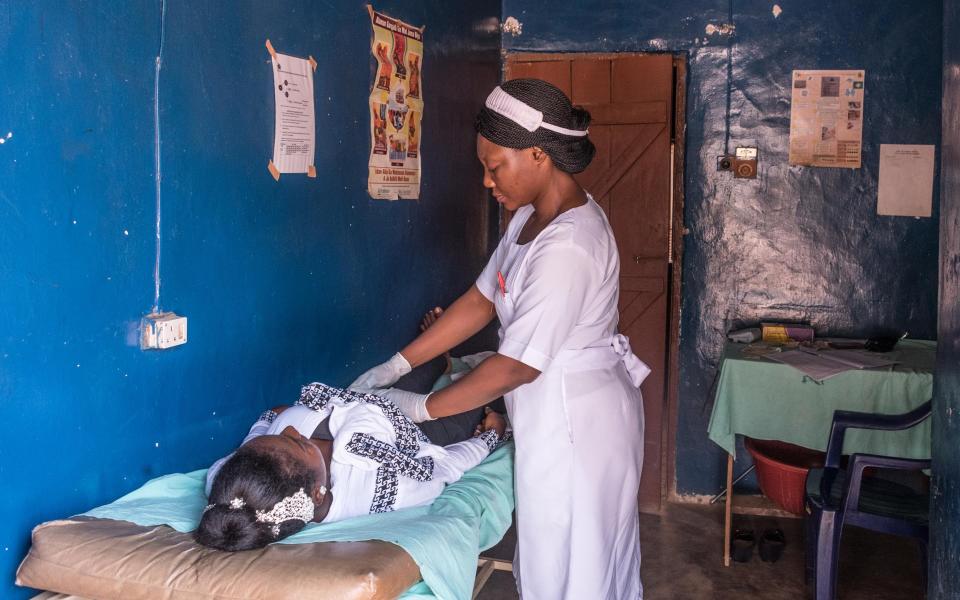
left=17, top=443, right=515, bottom=600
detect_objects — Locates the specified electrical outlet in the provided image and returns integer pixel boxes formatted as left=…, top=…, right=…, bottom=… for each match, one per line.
left=717, top=147, right=759, bottom=178
left=140, top=312, right=188, bottom=350
left=733, top=146, right=758, bottom=178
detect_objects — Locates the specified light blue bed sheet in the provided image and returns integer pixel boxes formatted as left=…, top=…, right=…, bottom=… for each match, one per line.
left=83, top=442, right=515, bottom=600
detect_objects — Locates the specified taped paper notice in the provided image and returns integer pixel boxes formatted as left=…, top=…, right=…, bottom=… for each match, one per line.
left=367, top=7, right=424, bottom=200
left=789, top=70, right=865, bottom=168
left=877, top=144, right=935, bottom=217
left=268, top=41, right=316, bottom=179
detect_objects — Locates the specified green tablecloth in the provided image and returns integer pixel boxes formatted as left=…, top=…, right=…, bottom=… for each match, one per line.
left=707, top=340, right=935, bottom=459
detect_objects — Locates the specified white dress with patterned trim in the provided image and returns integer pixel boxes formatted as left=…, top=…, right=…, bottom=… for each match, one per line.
left=205, top=390, right=499, bottom=523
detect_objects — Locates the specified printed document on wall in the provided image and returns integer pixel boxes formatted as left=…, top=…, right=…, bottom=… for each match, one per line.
left=788, top=70, right=865, bottom=168
left=877, top=144, right=935, bottom=217
left=270, top=49, right=316, bottom=178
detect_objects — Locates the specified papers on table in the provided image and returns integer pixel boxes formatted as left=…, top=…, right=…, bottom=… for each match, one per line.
left=767, top=348, right=899, bottom=382
left=816, top=349, right=900, bottom=369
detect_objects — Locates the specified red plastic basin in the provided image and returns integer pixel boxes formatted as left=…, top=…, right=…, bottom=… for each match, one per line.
left=744, top=437, right=826, bottom=515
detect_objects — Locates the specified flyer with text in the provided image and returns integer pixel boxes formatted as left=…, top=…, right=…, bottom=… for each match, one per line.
left=788, top=70, right=865, bottom=168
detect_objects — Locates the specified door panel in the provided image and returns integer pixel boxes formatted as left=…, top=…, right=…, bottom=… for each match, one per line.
left=506, top=54, right=675, bottom=512
left=571, top=60, right=611, bottom=104
left=506, top=60, right=572, bottom=96
left=611, top=54, right=674, bottom=103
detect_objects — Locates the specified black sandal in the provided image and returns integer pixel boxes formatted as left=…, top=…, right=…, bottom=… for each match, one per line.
left=731, top=528, right=755, bottom=563
left=758, top=528, right=786, bottom=563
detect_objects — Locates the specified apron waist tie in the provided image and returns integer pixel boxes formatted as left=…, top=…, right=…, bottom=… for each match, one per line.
left=611, top=333, right=652, bottom=388
left=552, top=334, right=651, bottom=388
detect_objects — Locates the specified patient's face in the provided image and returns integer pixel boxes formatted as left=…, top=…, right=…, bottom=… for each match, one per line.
left=246, top=426, right=327, bottom=489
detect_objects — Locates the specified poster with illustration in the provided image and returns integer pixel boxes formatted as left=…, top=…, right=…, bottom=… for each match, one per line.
left=367, top=6, right=424, bottom=200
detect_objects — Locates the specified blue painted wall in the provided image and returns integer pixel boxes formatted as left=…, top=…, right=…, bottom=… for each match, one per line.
left=0, top=1, right=500, bottom=597
left=930, top=0, right=960, bottom=596
left=501, top=0, right=943, bottom=494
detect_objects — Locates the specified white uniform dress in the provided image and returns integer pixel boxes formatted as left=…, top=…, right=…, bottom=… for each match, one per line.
left=476, top=197, right=650, bottom=600
left=206, top=388, right=499, bottom=522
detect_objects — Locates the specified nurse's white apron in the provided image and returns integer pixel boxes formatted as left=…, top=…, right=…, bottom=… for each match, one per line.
left=495, top=251, right=649, bottom=599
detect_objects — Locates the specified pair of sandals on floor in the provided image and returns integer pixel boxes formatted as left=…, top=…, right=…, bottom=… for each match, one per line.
left=732, top=527, right=786, bottom=563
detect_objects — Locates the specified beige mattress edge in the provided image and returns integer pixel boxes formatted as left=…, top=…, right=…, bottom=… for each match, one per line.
left=17, top=518, right=421, bottom=600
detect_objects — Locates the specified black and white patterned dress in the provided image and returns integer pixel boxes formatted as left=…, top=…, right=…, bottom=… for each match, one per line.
left=205, top=383, right=503, bottom=520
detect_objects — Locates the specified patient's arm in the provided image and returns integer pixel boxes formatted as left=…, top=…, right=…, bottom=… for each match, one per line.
left=399, top=285, right=495, bottom=368
left=431, top=415, right=506, bottom=484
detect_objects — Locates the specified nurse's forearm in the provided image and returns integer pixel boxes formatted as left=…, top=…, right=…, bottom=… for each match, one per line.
left=425, top=353, right=539, bottom=418
left=400, top=285, right=495, bottom=368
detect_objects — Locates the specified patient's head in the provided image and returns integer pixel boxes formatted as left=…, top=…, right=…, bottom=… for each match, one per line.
left=195, top=427, right=328, bottom=551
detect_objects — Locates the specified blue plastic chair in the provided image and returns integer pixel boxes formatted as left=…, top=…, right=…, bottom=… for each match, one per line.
left=804, top=400, right=931, bottom=600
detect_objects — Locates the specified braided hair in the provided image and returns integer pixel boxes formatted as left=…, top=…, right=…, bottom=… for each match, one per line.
left=195, top=444, right=317, bottom=551
left=475, top=78, right=595, bottom=173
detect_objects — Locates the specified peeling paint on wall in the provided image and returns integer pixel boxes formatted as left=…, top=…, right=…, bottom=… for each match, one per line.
left=472, top=16, right=501, bottom=35
left=704, top=22, right=735, bottom=36
left=502, top=16, right=523, bottom=36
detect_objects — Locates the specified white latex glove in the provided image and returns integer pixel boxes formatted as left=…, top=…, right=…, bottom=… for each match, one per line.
left=349, top=352, right=411, bottom=392
left=377, top=388, right=435, bottom=423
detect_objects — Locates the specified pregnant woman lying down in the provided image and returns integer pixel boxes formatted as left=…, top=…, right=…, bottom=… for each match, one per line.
left=196, top=312, right=506, bottom=552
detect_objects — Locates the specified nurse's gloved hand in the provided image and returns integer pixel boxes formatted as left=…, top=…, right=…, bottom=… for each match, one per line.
left=348, top=352, right=412, bottom=392
left=377, top=388, right=435, bottom=423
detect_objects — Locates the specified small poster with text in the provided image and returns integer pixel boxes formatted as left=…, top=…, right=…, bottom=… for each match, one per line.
left=788, top=70, right=865, bottom=169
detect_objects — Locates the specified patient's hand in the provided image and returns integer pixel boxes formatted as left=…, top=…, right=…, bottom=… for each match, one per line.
left=420, top=306, right=443, bottom=332
left=477, top=408, right=506, bottom=439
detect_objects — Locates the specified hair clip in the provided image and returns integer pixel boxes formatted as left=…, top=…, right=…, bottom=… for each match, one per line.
left=255, top=488, right=315, bottom=528
left=229, top=497, right=246, bottom=510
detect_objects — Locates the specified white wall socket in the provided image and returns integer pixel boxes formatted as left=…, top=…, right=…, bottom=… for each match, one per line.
left=140, top=312, right=188, bottom=350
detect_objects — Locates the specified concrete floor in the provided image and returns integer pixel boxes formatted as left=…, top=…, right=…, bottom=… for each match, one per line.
left=476, top=503, right=925, bottom=599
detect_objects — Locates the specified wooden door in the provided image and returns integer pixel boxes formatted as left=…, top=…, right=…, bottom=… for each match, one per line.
left=505, top=54, right=676, bottom=512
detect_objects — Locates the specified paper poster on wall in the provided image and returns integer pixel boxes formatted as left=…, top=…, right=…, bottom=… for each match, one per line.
left=788, top=70, right=865, bottom=168
left=877, top=144, right=935, bottom=217
left=266, top=39, right=317, bottom=181
left=367, top=6, right=424, bottom=200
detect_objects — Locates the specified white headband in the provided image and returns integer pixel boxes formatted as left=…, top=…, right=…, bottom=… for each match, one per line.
left=484, top=86, right=589, bottom=137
